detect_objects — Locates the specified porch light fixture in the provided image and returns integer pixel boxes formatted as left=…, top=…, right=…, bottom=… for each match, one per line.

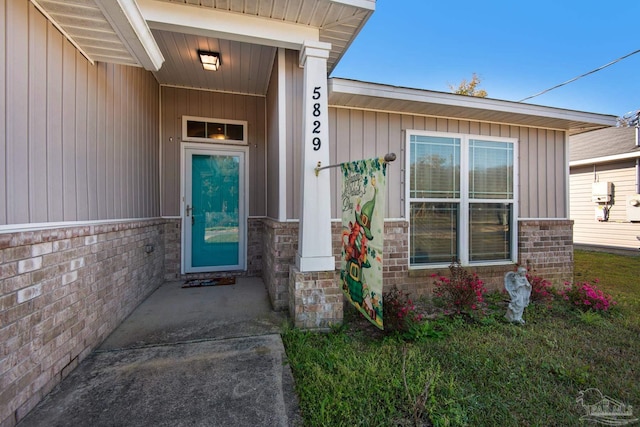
left=198, top=50, right=221, bottom=71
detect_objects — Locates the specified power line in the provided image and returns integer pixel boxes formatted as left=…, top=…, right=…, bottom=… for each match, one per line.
left=518, top=48, right=640, bottom=103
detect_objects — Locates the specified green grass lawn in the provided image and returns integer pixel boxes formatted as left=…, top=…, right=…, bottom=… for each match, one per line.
left=282, top=250, right=640, bottom=426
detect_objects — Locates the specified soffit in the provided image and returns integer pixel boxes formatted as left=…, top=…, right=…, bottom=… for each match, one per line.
left=30, top=0, right=164, bottom=70
left=149, top=0, right=375, bottom=72
left=32, top=0, right=373, bottom=95
left=329, top=79, right=618, bottom=135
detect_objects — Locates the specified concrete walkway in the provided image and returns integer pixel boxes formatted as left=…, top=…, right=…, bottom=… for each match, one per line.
left=18, top=278, right=302, bottom=427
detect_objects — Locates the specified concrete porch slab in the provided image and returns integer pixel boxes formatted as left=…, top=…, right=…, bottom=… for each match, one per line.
left=100, top=278, right=289, bottom=350
left=18, top=335, right=302, bottom=427
left=18, top=277, right=302, bottom=427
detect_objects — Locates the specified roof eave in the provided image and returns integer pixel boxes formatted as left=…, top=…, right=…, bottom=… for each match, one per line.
left=570, top=150, right=640, bottom=167
left=31, top=0, right=164, bottom=71
left=95, top=0, right=165, bottom=71
left=328, top=78, right=617, bottom=133
left=320, top=1, right=375, bottom=73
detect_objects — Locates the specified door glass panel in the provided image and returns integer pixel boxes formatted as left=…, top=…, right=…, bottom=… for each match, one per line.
left=191, top=154, right=240, bottom=268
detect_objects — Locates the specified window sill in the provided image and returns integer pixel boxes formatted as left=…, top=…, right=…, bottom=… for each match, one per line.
left=408, top=263, right=517, bottom=278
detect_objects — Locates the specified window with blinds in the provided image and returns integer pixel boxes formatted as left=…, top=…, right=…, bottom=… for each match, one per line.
left=407, top=131, right=517, bottom=267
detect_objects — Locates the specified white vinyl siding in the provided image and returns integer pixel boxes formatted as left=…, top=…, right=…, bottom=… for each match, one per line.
left=570, top=161, right=640, bottom=249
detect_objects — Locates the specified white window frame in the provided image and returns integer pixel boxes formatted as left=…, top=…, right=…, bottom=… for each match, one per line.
left=405, top=130, right=519, bottom=268
left=182, top=116, right=248, bottom=145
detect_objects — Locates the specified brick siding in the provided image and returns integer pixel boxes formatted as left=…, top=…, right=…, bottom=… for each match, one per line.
left=264, top=218, right=574, bottom=303
left=1, top=217, right=573, bottom=426
left=383, top=219, right=574, bottom=296
left=163, top=220, right=181, bottom=281
left=246, top=218, right=264, bottom=277
left=162, top=217, right=263, bottom=281
left=518, top=219, right=574, bottom=285
left=261, top=219, right=299, bottom=310
left=0, top=220, right=166, bottom=427
left=288, top=267, right=342, bottom=329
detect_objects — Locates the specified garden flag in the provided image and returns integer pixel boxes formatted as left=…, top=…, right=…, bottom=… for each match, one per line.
left=340, top=157, right=387, bottom=329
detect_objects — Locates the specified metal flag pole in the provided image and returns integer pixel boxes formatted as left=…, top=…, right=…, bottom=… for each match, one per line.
left=315, top=153, right=397, bottom=176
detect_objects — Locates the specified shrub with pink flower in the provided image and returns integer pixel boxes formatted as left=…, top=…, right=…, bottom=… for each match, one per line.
left=382, top=285, right=423, bottom=332
left=559, top=279, right=617, bottom=312
left=526, top=271, right=555, bottom=306
left=432, top=261, right=487, bottom=315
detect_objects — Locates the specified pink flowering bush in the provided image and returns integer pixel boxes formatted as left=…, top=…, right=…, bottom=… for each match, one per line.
left=432, top=261, right=487, bottom=315
left=559, top=279, right=617, bottom=312
left=383, top=285, right=423, bottom=332
left=526, top=271, right=555, bottom=306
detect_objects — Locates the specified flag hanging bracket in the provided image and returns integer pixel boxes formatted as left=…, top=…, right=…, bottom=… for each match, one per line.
left=315, top=153, right=397, bottom=176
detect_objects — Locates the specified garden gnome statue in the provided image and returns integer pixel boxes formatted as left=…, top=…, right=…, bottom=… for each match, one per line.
left=504, top=267, right=532, bottom=324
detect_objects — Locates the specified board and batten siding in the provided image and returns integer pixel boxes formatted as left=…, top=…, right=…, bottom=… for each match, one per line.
left=160, top=86, right=267, bottom=217
left=322, top=108, right=567, bottom=220
left=570, top=161, right=640, bottom=249
left=0, top=0, right=160, bottom=226
left=284, top=49, right=304, bottom=220
left=281, top=49, right=567, bottom=221
left=265, top=51, right=280, bottom=219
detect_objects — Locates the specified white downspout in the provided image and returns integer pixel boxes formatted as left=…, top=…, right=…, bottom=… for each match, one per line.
left=636, top=127, right=639, bottom=194
left=636, top=158, right=640, bottom=194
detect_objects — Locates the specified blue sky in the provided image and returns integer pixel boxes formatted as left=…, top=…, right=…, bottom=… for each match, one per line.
left=331, top=0, right=639, bottom=118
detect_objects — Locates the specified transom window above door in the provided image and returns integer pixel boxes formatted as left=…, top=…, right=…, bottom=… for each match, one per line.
left=182, top=116, right=247, bottom=145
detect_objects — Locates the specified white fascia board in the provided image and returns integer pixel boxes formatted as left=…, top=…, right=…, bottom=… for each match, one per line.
left=329, top=0, right=376, bottom=11
left=95, top=0, right=165, bottom=71
left=328, top=78, right=618, bottom=128
left=570, top=151, right=640, bottom=167
left=138, top=0, right=319, bottom=50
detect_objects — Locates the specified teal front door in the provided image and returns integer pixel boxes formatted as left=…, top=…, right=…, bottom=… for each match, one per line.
left=184, top=147, right=246, bottom=272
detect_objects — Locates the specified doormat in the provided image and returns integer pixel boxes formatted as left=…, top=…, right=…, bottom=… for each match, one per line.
left=181, top=277, right=236, bottom=288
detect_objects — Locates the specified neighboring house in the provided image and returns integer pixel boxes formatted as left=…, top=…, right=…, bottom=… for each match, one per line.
left=569, top=127, right=640, bottom=251
left=0, top=1, right=617, bottom=424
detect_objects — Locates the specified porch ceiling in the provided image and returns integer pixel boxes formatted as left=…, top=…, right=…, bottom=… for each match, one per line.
left=152, top=29, right=277, bottom=95
left=148, top=0, right=375, bottom=73
left=33, top=0, right=374, bottom=95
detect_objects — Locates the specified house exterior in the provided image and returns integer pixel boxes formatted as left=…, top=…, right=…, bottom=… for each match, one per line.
left=0, top=0, right=617, bottom=424
left=569, top=127, right=640, bottom=251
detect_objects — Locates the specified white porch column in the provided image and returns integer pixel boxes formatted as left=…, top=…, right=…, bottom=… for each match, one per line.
left=296, top=40, right=334, bottom=272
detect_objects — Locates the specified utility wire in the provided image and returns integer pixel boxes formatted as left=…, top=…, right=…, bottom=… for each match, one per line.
left=518, top=48, right=640, bottom=103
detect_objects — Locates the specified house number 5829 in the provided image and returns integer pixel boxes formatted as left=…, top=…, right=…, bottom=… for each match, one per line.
left=311, top=86, right=322, bottom=151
